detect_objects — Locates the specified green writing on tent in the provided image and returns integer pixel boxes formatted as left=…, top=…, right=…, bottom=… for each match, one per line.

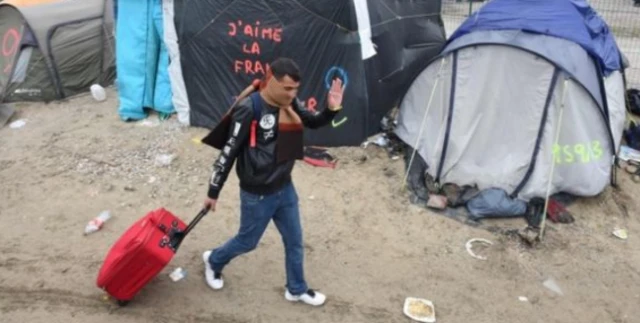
left=332, top=117, right=347, bottom=128
left=553, top=141, right=603, bottom=164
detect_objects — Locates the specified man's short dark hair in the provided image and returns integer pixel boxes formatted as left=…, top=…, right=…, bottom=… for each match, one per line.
left=270, top=57, right=301, bottom=82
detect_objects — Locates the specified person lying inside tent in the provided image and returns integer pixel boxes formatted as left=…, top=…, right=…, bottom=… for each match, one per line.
left=200, top=57, right=345, bottom=306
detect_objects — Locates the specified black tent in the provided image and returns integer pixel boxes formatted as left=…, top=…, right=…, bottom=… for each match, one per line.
left=172, top=0, right=445, bottom=146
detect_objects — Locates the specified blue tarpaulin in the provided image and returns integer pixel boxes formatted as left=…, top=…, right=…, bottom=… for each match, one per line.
left=448, top=0, right=622, bottom=75
left=116, top=0, right=174, bottom=121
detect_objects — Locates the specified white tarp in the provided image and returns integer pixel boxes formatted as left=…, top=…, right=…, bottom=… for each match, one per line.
left=353, top=0, right=376, bottom=60
left=604, top=70, right=626, bottom=152
left=162, top=0, right=190, bottom=125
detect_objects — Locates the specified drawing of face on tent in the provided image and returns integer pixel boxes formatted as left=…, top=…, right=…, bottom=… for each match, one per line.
left=395, top=0, right=628, bottom=235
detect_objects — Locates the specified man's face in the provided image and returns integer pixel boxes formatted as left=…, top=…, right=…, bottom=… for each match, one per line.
left=268, top=75, right=300, bottom=107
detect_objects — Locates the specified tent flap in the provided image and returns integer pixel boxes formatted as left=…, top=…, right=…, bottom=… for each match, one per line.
left=49, top=18, right=103, bottom=98
left=436, top=50, right=458, bottom=183
left=511, top=68, right=560, bottom=197
left=162, top=0, right=190, bottom=125
left=10, top=46, right=33, bottom=83
left=5, top=47, right=57, bottom=101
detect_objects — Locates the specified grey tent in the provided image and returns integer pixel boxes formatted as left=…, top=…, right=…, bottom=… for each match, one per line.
left=0, top=0, right=115, bottom=102
left=395, top=0, right=627, bottom=201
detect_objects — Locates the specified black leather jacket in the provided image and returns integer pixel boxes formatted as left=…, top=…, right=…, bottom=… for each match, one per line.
left=207, top=95, right=338, bottom=199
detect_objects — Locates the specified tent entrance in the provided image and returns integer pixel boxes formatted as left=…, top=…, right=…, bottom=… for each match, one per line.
left=2, top=23, right=56, bottom=102
left=49, top=16, right=105, bottom=99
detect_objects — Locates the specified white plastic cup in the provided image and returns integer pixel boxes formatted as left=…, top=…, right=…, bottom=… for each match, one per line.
left=90, top=84, right=107, bottom=101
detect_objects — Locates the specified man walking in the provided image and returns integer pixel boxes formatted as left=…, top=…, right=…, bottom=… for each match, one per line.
left=202, top=57, right=344, bottom=306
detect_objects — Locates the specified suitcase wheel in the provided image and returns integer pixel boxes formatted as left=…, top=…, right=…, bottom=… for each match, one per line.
left=117, top=300, right=130, bottom=307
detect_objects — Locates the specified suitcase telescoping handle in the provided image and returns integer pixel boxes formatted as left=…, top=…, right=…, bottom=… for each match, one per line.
left=169, top=206, right=210, bottom=251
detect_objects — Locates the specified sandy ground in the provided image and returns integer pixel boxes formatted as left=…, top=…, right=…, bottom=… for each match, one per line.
left=1, top=88, right=640, bottom=323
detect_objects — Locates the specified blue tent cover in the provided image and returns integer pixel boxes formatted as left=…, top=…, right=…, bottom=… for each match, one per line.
left=448, top=0, right=622, bottom=75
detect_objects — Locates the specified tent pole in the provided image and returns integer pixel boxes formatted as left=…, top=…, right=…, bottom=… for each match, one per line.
left=539, top=78, right=568, bottom=241
left=403, top=57, right=447, bottom=191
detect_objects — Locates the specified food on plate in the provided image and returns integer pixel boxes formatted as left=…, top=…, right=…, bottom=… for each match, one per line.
left=407, top=299, right=433, bottom=318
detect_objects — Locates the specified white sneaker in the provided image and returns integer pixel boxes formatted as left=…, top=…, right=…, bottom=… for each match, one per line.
left=285, top=289, right=326, bottom=306
left=202, top=251, right=224, bottom=290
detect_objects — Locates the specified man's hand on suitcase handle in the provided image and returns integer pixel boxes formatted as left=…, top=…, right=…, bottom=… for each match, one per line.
left=203, top=197, right=217, bottom=212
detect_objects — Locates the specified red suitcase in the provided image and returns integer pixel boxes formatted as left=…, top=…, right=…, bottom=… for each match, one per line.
left=96, top=207, right=207, bottom=305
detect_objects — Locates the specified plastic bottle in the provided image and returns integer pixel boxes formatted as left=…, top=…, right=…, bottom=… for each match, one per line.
left=84, top=210, right=111, bottom=235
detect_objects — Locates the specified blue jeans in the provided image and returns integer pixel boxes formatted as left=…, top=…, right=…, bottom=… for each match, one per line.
left=208, top=182, right=308, bottom=295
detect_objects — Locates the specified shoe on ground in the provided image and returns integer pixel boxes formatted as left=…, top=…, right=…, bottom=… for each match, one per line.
left=202, top=251, right=224, bottom=290
left=285, top=289, right=326, bottom=306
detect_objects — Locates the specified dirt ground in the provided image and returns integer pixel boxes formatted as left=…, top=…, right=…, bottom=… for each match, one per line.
left=1, top=88, right=639, bottom=323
